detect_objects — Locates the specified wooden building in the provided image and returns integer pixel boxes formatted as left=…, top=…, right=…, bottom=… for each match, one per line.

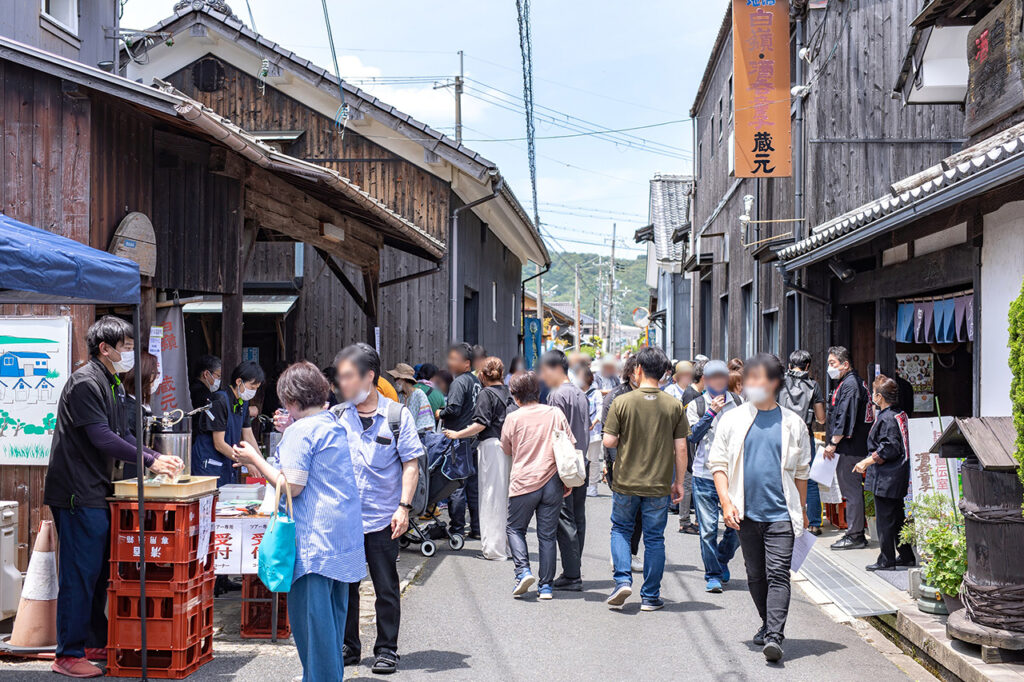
left=124, top=4, right=548, bottom=368
left=777, top=0, right=1024, bottom=420
left=686, top=0, right=965, bottom=393
left=0, top=24, right=434, bottom=567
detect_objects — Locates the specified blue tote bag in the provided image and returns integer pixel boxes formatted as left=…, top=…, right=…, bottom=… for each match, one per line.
left=258, top=475, right=296, bottom=592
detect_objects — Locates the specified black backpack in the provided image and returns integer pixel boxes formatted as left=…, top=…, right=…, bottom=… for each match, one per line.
left=779, top=374, right=816, bottom=425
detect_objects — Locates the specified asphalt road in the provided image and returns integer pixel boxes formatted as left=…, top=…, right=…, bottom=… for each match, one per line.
left=395, top=492, right=911, bottom=681
left=0, top=493, right=912, bottom=681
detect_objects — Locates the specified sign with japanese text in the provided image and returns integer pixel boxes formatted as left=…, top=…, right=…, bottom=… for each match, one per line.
left=153, top=306, right=191, bottom=419
left=965, top=0, right=1024, bottom=136
left=0, top=317, right=71, bottom=465
left=213, top=516, right=269, bottom=574
left=523, top=317, right=542, bottom=370
left=907, top=417, right=962, bottom=506
left=732, top=0, right=792, bottom=177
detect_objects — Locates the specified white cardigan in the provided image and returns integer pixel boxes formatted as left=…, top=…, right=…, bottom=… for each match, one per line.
left=707, top=402, right=812, bottom=536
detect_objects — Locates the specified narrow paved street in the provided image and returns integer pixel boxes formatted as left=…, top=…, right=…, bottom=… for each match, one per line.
left=394, top=493, right=911, bottom=681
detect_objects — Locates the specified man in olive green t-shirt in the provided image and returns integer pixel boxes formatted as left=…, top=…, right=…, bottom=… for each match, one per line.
left=602, top=346, right=689, bottom=610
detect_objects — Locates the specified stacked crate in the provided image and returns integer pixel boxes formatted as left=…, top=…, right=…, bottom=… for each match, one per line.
left=240, top=574, right=290, bottom=639
left=107, top=496, right=216, bottom=679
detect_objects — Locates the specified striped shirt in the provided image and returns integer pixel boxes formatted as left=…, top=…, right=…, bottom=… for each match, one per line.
left=278, top=410, right=366, bottom=584
left=333, top=396, right=423, bottom=533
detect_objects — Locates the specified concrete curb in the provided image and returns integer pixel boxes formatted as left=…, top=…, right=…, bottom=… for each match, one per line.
left=399, top=555, right=430, bottom=594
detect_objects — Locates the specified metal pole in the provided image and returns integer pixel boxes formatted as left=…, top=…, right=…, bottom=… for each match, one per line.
left=605, top=224, right=616, bottom=353
left=574, top=264, right=581, bottom=351
left=455, top=51, right=464, bottom=145
left=133, top=305, right=147, bottom=681
left=793, top=15, right=806, bottom=351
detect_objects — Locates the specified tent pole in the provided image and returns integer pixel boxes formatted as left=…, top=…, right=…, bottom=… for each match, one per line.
left=133, top=305, right=147, bottom=681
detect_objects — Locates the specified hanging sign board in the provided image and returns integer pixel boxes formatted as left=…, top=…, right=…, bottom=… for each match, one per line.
left=0, top=317, right=71, bottom=465
left=732, top=0, right=792, bottom=177
left=524, top=317, right=542, bottom=370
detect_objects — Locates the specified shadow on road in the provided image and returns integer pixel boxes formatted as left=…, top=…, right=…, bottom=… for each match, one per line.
left=740, top=636, right=848, bottom=664
left=400, top=648, right=472, bottom=673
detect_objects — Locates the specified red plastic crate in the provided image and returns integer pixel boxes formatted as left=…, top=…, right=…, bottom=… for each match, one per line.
left=240, top=575, right=290, bottom=639
left=110, top=498, right=215, bottom=565
left=824, top=502, right=848, bottom=530
left=106, top=635, right=213, bottom=680
left=108, top=575, right=214, bottom=649
left=110, top=555, right=214, bottom=589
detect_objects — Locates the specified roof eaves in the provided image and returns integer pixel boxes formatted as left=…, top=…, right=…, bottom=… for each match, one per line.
left=690, top=6, right=733, bottom=118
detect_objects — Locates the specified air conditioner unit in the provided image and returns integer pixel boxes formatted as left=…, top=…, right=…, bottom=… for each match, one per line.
left=0, top=501, right=22, bottom=620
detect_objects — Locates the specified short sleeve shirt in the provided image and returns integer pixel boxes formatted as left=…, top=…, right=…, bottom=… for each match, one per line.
left=333, top=397, right=423, bottom=533
left=207, top=390, right=252, bottom=434
left=604, top=386, right=689, bottom=497
left=473, top=384, right=514, bottom=441
left=546, top=382, right=591, bottom=452
left=44, top=359, right=129, bottom=508
left=277, top=410, right=366, bottom=584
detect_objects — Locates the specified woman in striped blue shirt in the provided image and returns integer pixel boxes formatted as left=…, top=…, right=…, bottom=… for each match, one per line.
left=233, top=361, right=366, bottom=682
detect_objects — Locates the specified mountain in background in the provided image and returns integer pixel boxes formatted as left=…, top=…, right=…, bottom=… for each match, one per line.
left=531, top=252, right=649, bottom=325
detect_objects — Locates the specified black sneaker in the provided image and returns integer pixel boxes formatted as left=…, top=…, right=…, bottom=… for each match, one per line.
left=895, top=556, right=917, bottom=567
left=762, top=638, right=784, bottom=662
left=753, top=624, right=768, bottom=646
left=866, top=561, right=896, bottom=572
left=830, top=534, right=868, bottom=551
left=551, top=575, right=583, bottom=591
left=342, top=645, right=360, bottom=666
left=372, top=650, right=399, bottom=675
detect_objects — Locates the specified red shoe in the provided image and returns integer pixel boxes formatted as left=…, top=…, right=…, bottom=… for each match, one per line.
left=84, top=647, right=107, bottom=662
left=51, top=656, right=103, bottom=678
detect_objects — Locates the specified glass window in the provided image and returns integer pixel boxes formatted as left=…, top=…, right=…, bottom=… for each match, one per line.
left=42, top=0, right=78, bottom=33
left=719, top=295, right=729, bottom=359
left=742, top=284, right=754, bottom=358
left=764, top=312, right=779, bottom=356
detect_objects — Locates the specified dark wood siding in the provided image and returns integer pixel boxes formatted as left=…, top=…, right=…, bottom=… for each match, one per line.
left=0, top=61, right=93, bottom=569
left=690, top=1, right=965, bottom=375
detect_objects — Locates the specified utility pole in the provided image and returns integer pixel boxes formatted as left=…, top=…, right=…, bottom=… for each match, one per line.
left=455, top=50, right=464, bottom=144
left=605, top=223, right=616, bottom=354
left=574, top=263, right=581, bottom=351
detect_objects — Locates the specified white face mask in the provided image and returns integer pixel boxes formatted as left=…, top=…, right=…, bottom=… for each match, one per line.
left=827, top=366, right=841, bottom=380
left=210, top=378, right=221, bottom=392
left=745, top=385, right=769, bottom=404
left=111, top=349, right=134, bottom=374
left=352, top=387, right=371, bottom=405
left=239, top=386, right=257, bottom=401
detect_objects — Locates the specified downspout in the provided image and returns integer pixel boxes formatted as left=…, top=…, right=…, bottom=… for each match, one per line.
left=793, top=13, right=807, bottom=348
left=450, top=174, right=504, bottom=342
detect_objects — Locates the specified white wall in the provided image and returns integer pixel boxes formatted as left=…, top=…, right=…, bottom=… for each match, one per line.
left=980, top=201, right=1024, bottom=417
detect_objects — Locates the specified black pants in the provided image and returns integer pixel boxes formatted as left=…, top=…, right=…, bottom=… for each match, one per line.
left=738, top=520, right=794, bottom=642
left=53, top=506, right=110, bottom=658
left=837, top=454, right=866, bottom=537
left=506, top=474, right=563, bottom=586
left=874, top=494, right=915, bottom=566
left=556, top=463, right=588, bottom=579
left=448, top=444, right=479, bottom=535
left=344, top=528, right=401, bottom=656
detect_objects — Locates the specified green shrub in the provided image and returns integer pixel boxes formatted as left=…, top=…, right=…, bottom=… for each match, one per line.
left=900, top=493, right=966, bottom=596
left=1010, top=279, right=1024, bottom=498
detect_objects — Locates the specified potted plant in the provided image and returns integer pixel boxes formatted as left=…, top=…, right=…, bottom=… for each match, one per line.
left=900, top=493, right=967, bottom=613
left=864, top=490, right=877, bottom=540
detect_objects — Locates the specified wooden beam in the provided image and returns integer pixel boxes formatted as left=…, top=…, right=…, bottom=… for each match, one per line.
left=380, top=265, right=443, bottom=287
left=315, top=247, right=365, bottom=309
left=362, top=266, right=380, bottom=347
left=209, top=147, right=246, bottom=179
left=835, top=245, right=975, bottom=305
left=222, top=179, right=245, bottom=375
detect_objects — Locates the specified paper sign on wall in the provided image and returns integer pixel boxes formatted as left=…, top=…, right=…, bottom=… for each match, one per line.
left=896, top=353, right=934, bottom=413
left=0, top=317, right=72, bottom=465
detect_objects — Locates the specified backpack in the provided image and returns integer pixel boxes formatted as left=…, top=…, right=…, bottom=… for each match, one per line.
left=779, top=374, right=816, bottom=425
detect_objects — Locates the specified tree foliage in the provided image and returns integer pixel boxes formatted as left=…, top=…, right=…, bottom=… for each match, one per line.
left=1010, top=278, right=1024, bottom=495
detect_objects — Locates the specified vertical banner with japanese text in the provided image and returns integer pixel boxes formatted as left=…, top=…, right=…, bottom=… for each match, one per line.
left=733, top=0, right=792, bottom=177
left=153, top=306, right=192, bottom=419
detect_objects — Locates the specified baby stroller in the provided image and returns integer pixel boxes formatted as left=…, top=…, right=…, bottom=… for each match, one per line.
left=400, top=432, right=472, bottom=557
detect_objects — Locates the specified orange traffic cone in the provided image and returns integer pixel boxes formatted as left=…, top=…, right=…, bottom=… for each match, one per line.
left=9, top=520, right=58, bottom=648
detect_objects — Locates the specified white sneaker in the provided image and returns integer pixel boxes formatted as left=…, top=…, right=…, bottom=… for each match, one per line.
left=631, top=555, right=643, bottom=572
left=586, top=485, right=599, bottom=497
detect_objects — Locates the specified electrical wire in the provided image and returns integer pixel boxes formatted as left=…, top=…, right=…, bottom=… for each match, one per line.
left=515, top=0, right=541, bottom=238
left=319, top=0, right=349, bottom=133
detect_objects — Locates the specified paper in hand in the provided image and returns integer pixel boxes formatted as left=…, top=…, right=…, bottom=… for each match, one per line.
left=809, top=445, right=839, bottom=487
left=791, top=529, right=817, bottom=573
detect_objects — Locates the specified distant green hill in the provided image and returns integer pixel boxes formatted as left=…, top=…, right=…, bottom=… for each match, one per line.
left=529, top=252, right=649, bottom=326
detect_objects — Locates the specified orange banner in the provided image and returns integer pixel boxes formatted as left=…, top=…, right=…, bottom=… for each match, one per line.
left=732, top=0, right=792, bottom=177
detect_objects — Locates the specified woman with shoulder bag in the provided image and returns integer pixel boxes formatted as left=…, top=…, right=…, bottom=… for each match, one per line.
left=499, top=371, right=574, bottom=600
left=444, top=357, right=516, bottom=560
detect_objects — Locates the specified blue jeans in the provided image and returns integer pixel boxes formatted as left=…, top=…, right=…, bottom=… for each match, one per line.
left=289, top=573, right=351, bottom=681
left=806, top=450, right=822, bottom=527
left=448, top=440, right=479, bottom=535
left=610, top=492, right=669, bottom=601
left=53, top=506, right=110, bottom=658
left=692, top=476, right=739, bottom=582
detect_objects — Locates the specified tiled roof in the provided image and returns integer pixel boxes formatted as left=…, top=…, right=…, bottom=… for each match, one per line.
left=778, top=120, right=1024, bottom=265
left=648, top=174, right=693, bottom=263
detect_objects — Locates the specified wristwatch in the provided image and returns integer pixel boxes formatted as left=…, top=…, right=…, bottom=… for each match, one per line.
left=399, top=502, right=413, bottom=510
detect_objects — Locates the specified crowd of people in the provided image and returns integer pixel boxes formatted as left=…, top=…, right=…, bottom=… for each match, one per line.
left=41, top=314, right=916, bottom=679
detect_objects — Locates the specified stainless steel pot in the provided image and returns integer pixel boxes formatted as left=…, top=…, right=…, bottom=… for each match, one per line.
left=151, top=432, right=193, bottom=476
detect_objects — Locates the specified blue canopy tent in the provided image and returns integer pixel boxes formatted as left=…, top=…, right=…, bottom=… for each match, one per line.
left=0, top=214, right=153, bottom=677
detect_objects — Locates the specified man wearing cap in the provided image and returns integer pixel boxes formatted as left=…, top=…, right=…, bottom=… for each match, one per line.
left=686, top=360, right=743, bottom=593
left=664, top=361, right=694, bottom=403
left=390, top=362, right=436, bottom=435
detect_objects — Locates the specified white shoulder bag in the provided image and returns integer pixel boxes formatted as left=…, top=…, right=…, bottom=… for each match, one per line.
left=552, top=429, right=586, bottom=487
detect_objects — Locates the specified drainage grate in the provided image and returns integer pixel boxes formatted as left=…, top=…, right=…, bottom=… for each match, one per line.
left=799, top=550, right=898, bottom=617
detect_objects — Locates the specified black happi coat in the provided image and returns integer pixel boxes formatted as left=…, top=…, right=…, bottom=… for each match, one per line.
left=825, top=371, right=871, bottom=459
left=865, top=406, right=911, bottom=499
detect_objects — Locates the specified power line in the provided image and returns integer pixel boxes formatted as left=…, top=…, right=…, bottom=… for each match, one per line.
left=515, top=0, right=541, bottom=240
left=539, top=207, right=648, bottom=221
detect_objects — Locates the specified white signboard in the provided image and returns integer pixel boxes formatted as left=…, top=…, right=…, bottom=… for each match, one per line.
left=214, top=516, right=269, bottom=575
left=908, top=416, right=961, bottom=506
left=897, top=352, right=934, bottom=413
left=0, top=317, right=71, bottom=465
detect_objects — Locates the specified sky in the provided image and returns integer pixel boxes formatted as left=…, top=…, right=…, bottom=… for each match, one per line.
left=121, top=0, right=731, bottom=262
